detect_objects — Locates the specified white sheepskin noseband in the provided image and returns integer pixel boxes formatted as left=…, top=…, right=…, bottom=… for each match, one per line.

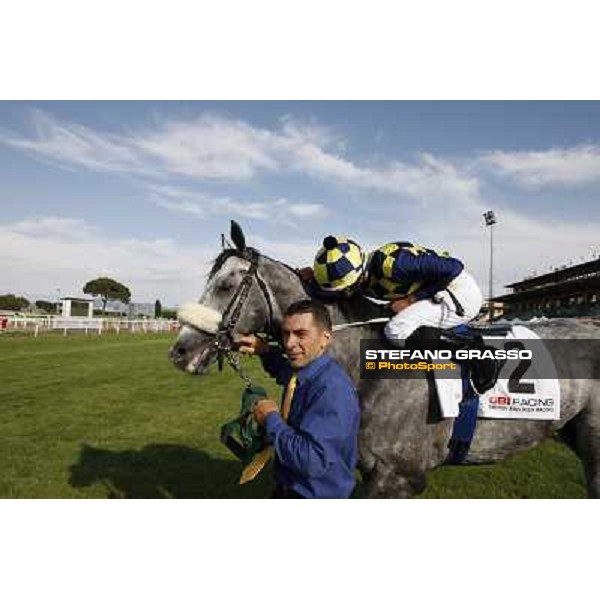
left=177, top=303, right=223, bottom=334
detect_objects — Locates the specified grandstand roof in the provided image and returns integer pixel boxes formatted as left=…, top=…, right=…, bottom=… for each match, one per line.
left=505, top=258, right=600, bottom=292
left=494, top=273, right=600, bottom=302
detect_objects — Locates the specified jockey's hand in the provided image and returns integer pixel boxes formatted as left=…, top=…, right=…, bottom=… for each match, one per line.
left=296, top=266, right=314, bottom=282
left=389, top=295, right=417, bottom=314
left=253, top=398, right=279, bottom=425
left=233, top=334, right=270, bottom=356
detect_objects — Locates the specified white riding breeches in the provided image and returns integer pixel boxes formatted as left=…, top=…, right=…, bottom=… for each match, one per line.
left=384, top=270, right=483, bottom=343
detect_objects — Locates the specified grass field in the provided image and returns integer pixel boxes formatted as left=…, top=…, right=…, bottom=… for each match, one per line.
left=0, top=332, right=586, bottom=498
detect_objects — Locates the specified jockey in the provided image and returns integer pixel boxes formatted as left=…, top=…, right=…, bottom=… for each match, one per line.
left=305, top=236, right=498, bottom=453
left=304, top=235, right=484, bottom=347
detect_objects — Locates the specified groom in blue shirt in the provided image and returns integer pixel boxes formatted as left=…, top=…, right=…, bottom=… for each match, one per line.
left=236, top=299, right=360, bottom=499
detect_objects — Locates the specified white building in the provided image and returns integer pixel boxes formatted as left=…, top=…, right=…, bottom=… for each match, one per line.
left=57, top=297, right=95, bottom=318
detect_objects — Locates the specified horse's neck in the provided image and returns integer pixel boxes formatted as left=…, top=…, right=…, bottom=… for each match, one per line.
left=260, top=255, right=386, bottom=325
left=330, top=295, right=388, bottom=326
left=258, top=257, right=307, bottom=323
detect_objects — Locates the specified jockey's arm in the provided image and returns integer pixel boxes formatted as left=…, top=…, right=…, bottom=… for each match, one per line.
left=296, top=266, right=314, bottom=282
left=394, top=252, right=464, bottom=301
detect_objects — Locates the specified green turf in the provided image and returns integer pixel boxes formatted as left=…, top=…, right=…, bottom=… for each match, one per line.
left=0, top=332, right=586, bottom=498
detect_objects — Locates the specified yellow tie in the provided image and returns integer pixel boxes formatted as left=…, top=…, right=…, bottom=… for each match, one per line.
left=239, top=372, right=298, bottom=484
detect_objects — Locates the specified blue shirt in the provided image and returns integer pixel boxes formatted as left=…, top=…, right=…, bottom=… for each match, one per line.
left=260, top=350, right=360, bottom=499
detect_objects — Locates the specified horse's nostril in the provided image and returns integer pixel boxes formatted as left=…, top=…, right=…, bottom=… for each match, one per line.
left=176, top=346, right=187, bottom=357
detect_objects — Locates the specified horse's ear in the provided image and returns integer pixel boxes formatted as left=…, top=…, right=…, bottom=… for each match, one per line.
left=230, top=220, right=246, bottom=251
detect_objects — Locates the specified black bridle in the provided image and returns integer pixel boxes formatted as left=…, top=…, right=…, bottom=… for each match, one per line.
left=212, top=248, right=277, bottom=386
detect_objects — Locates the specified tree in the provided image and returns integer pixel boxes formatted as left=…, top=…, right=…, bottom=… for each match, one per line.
left=35, top=300, right=55, bottom=313
left=0, top=294, right=30, bottom=311
left=82, top=277, right=131, bottom=316
left=154, top=299, right=162, bottom=318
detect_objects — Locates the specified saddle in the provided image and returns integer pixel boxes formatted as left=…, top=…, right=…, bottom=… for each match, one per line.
left=406, top=324, right=504, bottom=395
left=456, top=323, right=512, bottom=338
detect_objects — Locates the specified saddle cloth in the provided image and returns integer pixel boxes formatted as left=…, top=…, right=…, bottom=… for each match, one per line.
left=434, top=325, right=561, bottom=420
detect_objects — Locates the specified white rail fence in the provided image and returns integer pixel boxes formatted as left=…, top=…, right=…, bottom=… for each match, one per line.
left=0, top=315, right=179, bottom=336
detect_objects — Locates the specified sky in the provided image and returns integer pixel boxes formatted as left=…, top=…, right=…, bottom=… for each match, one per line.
left=2, top=100, right=600, bottom=308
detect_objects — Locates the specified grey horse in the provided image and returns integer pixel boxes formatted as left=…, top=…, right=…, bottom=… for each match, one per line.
left=169, top=224, right=600, bottom=498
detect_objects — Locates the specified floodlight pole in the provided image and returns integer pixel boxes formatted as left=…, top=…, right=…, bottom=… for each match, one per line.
left=483, top=211, right=497, bottom=321
left=489, top=223, right=494, bottom=320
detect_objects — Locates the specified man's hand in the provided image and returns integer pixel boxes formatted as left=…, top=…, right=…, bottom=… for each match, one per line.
left=233, top=334, right=270, bottom=356
left=389, top=295, right=417, bottom=314
left=296, top=266, right=314, bottom=282
left=253, top=398, right=280, bottom=425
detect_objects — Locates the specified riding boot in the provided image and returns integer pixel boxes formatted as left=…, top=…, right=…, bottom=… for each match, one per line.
left=439, top=330, right=500, bottom=394
left=468, top=335, right=501, bottom=394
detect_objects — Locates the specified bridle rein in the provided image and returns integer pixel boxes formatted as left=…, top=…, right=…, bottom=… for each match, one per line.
left=211, top=248, right=276, bottom=386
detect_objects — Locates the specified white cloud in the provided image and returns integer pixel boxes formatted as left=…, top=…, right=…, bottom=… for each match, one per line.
left=285, top=202, right=324, bottom=218
left=480, top=144, right=600, bottom=186
left=1, top=110, right=480, bottom=205
left=8, top=217, right=100, bottom=241
left=0, top=217, right=215, bottom=306
left=1, top=109, right=148, bottom=174
left=245, top=234, right=318, bottom=267
left=146, top=184, right=327, bottom=225
left=132, top=114, right=279, bottom=179
left=0, top=217, right=324, bottom=307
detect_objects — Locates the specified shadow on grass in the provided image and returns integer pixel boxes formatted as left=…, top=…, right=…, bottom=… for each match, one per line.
left=68, top=440, right=584, bottom=499
left=69, top=443, right=273, bottom=499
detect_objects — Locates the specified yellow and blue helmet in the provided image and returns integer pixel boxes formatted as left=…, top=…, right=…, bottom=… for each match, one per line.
left=311, top=236, right=366, bottom=296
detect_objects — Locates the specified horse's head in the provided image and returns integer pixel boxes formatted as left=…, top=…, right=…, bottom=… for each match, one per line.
left=169, top=221, right=306, bottom=375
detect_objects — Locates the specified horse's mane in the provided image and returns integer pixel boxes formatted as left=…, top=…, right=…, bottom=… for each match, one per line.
left=207, top=248, right=243, bottom=280
left=208, top=247, right=302, bottom=281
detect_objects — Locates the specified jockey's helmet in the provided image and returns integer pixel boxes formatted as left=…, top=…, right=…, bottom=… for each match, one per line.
left=311, top=235, right=366, bottom=296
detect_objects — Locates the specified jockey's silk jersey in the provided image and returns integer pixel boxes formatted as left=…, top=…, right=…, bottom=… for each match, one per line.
left=366, top=242, right=464, bottom=301
left=260, top=350, right=360, bottom=499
